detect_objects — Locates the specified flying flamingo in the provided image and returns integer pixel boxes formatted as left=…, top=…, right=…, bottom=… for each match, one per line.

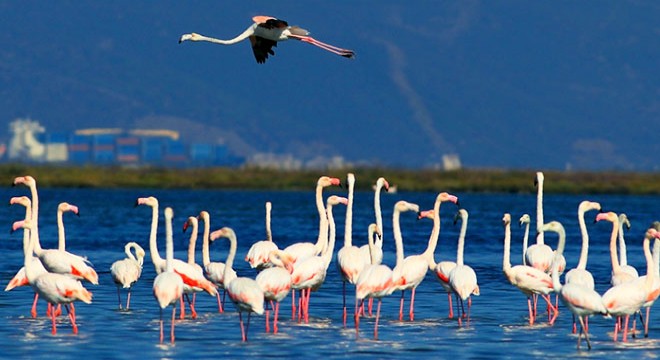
left=563, top=201, right=601, bottom=333
left=136, top=197, right=218, bottom=320
left=448, top=209, right=480, bottom=327
left=255, top=250, right=295, bottom=334
left=179, top=16, right=355, bottom=64
left=291, top=195, right=347, bottom=323
left=110, top=241, right=145, bottom=310
left=337, top=173, right=367, bottom=326
left=355, top=223, right=394, bottom=340
left=210, top=227, right=265, bottom=342
left=198, top=210, right=235, bottom=313
left=542, top=221, right=607, bottom=350
left=418, top=193, right=461, bottom=319
left=617, top=213, right=639, bottom=278
left=601, top=225, right=660, bottom=342
left=245, top=202, right=279, bottom=271
left=13, top=219, right=92, bottom=335
left=152, top=207, right=184, bottom=344
left=501, top=213, right=557, bottom=326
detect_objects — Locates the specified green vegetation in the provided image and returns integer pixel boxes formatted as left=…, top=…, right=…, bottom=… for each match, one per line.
left=1, top=164, right=659, bottom=194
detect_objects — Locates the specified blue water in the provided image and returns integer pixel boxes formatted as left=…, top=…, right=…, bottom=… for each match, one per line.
left=0, top=187, right=658, bottom=359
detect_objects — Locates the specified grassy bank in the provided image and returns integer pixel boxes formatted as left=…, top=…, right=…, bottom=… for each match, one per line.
left=1, top=164, right=659, bottom=194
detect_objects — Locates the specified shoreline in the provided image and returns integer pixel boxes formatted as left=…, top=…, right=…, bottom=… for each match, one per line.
left=1, top=164, right=658, bottom=194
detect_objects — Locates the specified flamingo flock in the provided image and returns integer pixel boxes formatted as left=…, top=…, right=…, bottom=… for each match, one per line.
left=3, top=173, right=659, bottom=352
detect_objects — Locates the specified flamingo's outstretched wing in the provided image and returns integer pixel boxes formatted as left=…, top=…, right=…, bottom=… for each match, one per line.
left=249, top=36, right=277, bottom=64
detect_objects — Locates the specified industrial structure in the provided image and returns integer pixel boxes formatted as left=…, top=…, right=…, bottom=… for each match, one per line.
left=4, top=118, right=242, bottom=167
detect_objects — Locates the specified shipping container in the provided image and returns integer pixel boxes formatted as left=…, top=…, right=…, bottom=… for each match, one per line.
left=68, top=134, right=92, bottom=163
left=164, top=139, right=188, bottom=164
left=116, top=136, right=140, bottom=163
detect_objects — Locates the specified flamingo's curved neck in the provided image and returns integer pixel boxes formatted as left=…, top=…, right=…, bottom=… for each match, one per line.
left=422, top=198, right=443, bottom=268
left=314, top=182, right=328, bottom=254
left=521, top=222, right=530, bottom=266
left=608, top=218, right=622, bottom=273
left=618, top=219, right=629, bottom=266
left=28, top=183, right=42, bottom=253
left=223, top=232, right=238, bottom=286
left=374, top=181, right=384, bottom=249
left=536, top=174, right=545, bottom=245
left=148, top=204, right=164, bottom=269
left=57, top=208, right=66, bottom=251
left=323, top=204, right=338, bottom=269
left=187, top=220, right=198, bottom=265
left=393, top=208, right=405, bottom=266
left=503, top=221, right=512, bottom=272
left=265, top=202, right=272, bottom=242
left=125, top=243, right=136, bottom=262
left=198, top=25, right=256, bottom=45
left=367, top=226, right=377, bottom=264
left=576, top=209, right=590, bottom=270
left=550, top=225, right=566, bottom=292
left=164, top=211, right=174, bottom=273
left=344, top=176, right=354, bottom=248
left=455, top=213, right=469, bottom=267
left=643, top=234, right=654, bottom=289
left=201, top=214, right=211, bottom=267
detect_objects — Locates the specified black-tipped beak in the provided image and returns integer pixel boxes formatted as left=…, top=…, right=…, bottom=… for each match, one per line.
left=76, top=211, right=81, bottom=217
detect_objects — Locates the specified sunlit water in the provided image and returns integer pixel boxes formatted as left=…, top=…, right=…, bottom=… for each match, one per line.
left=0, top=187, right=658, bottom=359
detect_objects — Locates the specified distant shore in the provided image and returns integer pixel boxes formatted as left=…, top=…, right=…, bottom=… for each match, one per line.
left=1, top=164, right=659, bottom=194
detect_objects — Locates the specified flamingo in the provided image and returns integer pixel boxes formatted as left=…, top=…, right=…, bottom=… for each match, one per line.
left=291, top=195, right=347, bottom=323
left=357, top=176, right=389, bottom=317
left=525, top=172, right=554, bottom=273
left=136, top=197, right=218, bottom=320
left=501, top=213, right=557, bottom=326
left=210, top=227, right=265, bottom=342
left=181, top=215, right=204, bottom=317
left=284, top=176, right=340, bottom=318
left=617, top=213, right=639, bottom=278
left=245, top=202, right=279, bottom=271
left=6, top=196, right=48, bottom=318
left=359, top=177, right=390, bottom=266
left=255, top=250, right=295, bottom=334
left=355, top=223, right=394, bottom=340
left=542, top=221, right=607, bottom=350
left=636, top=230, right=660, bottom=338
left=152, top=207, right=184, bottom=344
left=601, top=226, right=660, bottom=342
left=110, top=242, right=145, bottom=310
left=198, top=210, right=235, bottom=313
left=596, top=212, right=638, bottom=287
left=392, top=195, right=459, bottom=322
left=179, top=15, right=355, bottom=64
left=418, top=193, right=461, bottom=319
left=13, top=219, right=92, bottom=335
left=563, top=201, right=601, bottom=333
left=284, top=176, right=341, bottom=264
left=9, top=196, right=98, bottom=285
left=448, top=209, right=480, bottom=327
left=337, top=173, right=367, bottom=326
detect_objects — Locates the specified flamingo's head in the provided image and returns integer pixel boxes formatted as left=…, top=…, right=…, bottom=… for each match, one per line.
left=179, top=33, right=203, bottom=43
left=13, top=175, right=36, bottom=187
left=9, top=196, right=30, bottom=208
left=318, top=176, right=341, bottom=188
left=135, top=196, right=158, bottom=208
left=595, top=211, right=617, bottom=224
left=519, top=214, right=531, bottom=227
left=502, top=213, right=511, bottom=226
left=418, top=209, right=434, bottom=220
left=58, top=202, right=80, bottom=216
